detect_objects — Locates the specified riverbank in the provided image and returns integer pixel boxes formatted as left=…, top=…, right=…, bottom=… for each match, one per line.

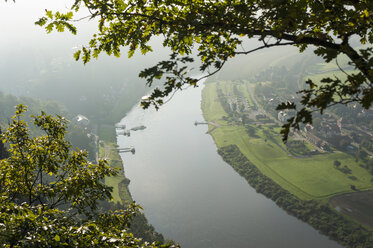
left=218, top=144, right=372, bottom=247
left=115, top=86, right=348, bottom=247
left=99, top=140, right=133, bottom=204
left=201, top=81, right=373, bottom=200
left=97, top=123, right=168, bottom=245
left=201, top=81, right=373, bottom=247
left=97, top=123, right=132, bottom=204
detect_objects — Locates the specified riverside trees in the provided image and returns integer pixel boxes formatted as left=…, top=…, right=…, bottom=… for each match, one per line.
left=218, top=144, right=373, bottom=247
left=36, top=0, right=373, bottom=140
left=0, top=105, right=171, bottom=247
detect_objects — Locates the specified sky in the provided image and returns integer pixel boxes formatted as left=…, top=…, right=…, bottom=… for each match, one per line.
left=0, top=0, right=171, bottom=117
left=0, top=0, right=96, bottom=58
left=0, top=0, right=303, bottom=102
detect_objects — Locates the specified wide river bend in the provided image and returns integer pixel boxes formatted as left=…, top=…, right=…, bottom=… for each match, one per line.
left=117, top=86, right=341, bottom=248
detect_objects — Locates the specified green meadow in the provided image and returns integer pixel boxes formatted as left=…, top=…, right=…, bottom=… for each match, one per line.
left=303, top=58, right=359, bottom=90
left=202, top=81, right=373, bottom=200
left=240, top=83, right=254, bottom=107
left=99, top=141, right=132, bottom=204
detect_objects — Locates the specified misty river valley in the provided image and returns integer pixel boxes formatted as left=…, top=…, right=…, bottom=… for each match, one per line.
left=1, top=2, right=373, bottom=247
left=117, top=86, right=342, bottom=248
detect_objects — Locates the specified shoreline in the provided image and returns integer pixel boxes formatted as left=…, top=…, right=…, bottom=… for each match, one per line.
left=99, top=139, right=133, bottom=204
left=98, top=125, right=168, bottom=244
left=201, top=81, right=373, bottom=247
left=217, top=144, right=372, bottom=247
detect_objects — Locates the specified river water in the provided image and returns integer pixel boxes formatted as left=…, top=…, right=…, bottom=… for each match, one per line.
left=117, top=86, right=341, bottom=248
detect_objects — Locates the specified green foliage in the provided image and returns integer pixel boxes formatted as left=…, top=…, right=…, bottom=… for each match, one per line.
left=98, top=124, right=117, bottom=143
left=337, top=165, right=353, bottom=175
left=0, top=128, right=7, bottom=159
left=67, top=125, right=96, bottom=162
left=218, top=144, right=373, bottom=248
left=286, top=140, right=313, bottom=156
left=1, top=105, right=114, bottom=214
left=35, top=10, right=76, bottom=34
left=245, top=125, right=259, bottom=138
left=0, top=105, right=174, bottom=248
left=0, top=91, right=68, bottom=126
left=202, top=81, right=373, bottom=199
left=334, top=160, right=341, bottom=168
left=36, top=0, right=373, bottom=140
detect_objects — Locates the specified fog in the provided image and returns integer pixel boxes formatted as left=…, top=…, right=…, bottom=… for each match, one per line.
left=0, top=0, right=318, bottom=136
left=0, top=2, right=370, bottom=248
left=0, top=0, right=170, bottom=123
left=0, top=1, right=309, bottom=123
left=0, top=1, right=325, bottom=140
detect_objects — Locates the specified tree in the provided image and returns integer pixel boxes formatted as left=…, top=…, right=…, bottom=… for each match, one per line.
left=333, top=160, right=341, bottom=168
left=0, top=104, right=172, bottom=247
left=36, top=0, right=372, bottom=140
left=0, top=127, right=7, bottom=159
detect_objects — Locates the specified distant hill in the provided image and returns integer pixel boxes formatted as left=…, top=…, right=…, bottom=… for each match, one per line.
left=0, top=91, right=69, bottom=127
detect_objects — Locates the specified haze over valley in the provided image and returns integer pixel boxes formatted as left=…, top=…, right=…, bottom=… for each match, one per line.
left=0, top=1, right=372, bottom=248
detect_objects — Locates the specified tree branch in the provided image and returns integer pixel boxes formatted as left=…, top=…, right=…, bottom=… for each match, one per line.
left=234, top=41, right=296, bottom=55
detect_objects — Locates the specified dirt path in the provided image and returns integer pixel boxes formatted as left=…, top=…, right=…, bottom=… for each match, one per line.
left=206, top=121, right=220, bottom=134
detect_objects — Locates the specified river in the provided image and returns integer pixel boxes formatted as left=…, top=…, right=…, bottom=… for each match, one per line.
left=117, top=86, right=342, bottom=248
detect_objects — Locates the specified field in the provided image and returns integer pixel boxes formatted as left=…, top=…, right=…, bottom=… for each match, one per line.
left=303, top=58, right=359, bottom=90
left=304, top=70, right=358, bottom=86
left=330, top=191, right=373, bottom=229
left=241, top=83, right=254, bottom=107
left=99, top=141, right=132, bottom=204
left=202, top=81, right=373, bottom=200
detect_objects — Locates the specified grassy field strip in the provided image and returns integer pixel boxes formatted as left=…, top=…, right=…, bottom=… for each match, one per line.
left=99, top=141, right=132, bottom=204
left=305, top=70, right=359, bottom=86
left=241, top=83, right=254, bottom=107
left=267, top=153, right=373, bottom=195
left=201, top=82, right=229, bottom=124
left=202, top=81, right=373, bottom=201
left=203, top=83, right=316, bottom=199
left=236, top=133, right=359, bottom=200
left=240, top=82, right=373, bottom=197
left=210, top=125, right=317, bottom=200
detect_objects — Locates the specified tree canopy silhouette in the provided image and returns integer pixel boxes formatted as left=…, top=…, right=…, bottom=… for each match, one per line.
left=0, top=105, right=173, bottom=247
left=36, top=0, right=373, bottom=140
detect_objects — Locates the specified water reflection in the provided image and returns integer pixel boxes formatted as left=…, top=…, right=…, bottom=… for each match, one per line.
left=117, top=86, right=341, bottom=248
